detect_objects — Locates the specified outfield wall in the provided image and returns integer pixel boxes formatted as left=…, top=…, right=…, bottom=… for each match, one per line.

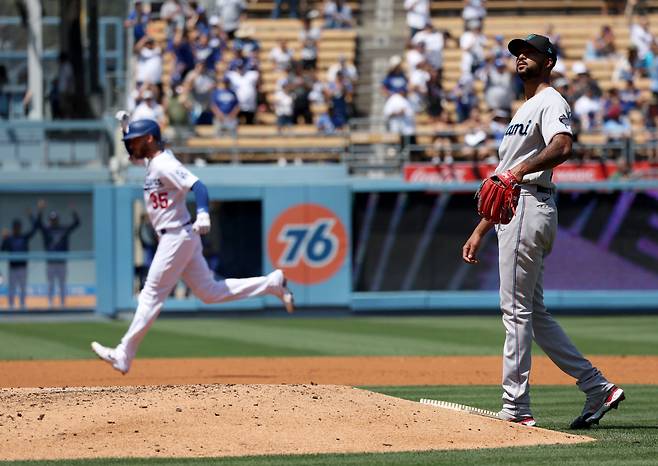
left=1, top=165, right=658, bottom=314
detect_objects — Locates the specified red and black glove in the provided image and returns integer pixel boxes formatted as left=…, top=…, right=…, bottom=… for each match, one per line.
left=475, top=170, right=521, bottom=225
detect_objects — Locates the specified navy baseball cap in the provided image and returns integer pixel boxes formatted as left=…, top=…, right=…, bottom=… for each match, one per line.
left=508, top=34, right=557, bottom=62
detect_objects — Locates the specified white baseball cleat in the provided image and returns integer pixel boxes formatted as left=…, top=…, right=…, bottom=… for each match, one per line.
left=91, top=341, right=129, bottom=375
left=497, top=410, right=537, bottom=427
left=270, top=269, right=295, bottom=313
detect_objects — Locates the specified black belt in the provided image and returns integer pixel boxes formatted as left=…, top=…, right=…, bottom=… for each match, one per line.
left=159, top=220, right=191, bottom=235
left=523, top=184, right=553, bottom=194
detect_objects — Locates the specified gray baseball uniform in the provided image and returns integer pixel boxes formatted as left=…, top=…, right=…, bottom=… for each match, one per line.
left=495, top=87, right=612, bottom=418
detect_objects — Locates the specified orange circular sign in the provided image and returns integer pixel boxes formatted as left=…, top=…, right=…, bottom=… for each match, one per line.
left=268, top=204, right=348, bottom=285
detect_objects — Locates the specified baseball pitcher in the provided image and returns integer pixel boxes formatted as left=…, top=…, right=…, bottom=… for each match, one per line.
left=462, top=34, right=624, bottom=429
left=91, top=118, right=294, bottom=374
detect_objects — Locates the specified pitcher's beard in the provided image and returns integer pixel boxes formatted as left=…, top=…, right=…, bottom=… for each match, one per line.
left=518, top=66, right=541, bottom=81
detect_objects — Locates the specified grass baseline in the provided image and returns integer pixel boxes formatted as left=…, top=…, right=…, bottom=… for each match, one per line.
left=2, top=385, right=656, bottom=466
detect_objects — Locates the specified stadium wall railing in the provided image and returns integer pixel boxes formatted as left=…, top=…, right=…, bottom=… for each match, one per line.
left=2, top=165, right=658, bottom=315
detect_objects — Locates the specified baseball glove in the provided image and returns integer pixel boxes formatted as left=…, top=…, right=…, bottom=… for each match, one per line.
left=475, top=170, right=521, bottom=224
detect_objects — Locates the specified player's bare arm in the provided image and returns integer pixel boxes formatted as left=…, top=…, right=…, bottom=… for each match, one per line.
left=462, top=218, right=494, bottom=264
left=509, top=133, right=572, bottom=180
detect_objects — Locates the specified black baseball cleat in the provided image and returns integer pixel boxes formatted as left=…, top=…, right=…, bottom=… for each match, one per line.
left=570, top=385, right=625, bottom=429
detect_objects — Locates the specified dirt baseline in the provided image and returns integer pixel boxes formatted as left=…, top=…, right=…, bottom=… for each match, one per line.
left=0, top=384, right=593, bottom=461
left=1, top=355, right=656, bottom=388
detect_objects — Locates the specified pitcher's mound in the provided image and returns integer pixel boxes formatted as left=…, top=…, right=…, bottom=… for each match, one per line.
left=0, top=384, right=592, bottom=461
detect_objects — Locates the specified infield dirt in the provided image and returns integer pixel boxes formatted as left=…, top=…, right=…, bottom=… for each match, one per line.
left=0, top=355, right=656, bottom=388
left=0, top=384, right=593, bottom=461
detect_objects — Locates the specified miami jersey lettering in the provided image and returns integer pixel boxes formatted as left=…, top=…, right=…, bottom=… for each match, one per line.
left=496, top=87, right=573, bottom=188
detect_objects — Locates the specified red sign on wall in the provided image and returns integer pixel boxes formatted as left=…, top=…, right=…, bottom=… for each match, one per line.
left=404, top=162, right=658, bottom=184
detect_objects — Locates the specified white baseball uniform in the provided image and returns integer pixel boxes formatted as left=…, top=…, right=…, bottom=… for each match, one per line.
left=495, top=87, right=613, bottom=418
left=111, top=150, right=287, bottom=371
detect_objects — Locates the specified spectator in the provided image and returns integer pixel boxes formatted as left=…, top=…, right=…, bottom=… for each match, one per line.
left=316, top=112, right=336, bottom=134
left=613, top=46, right=642, bottom=83
left=215, top=0, right=246, bottom=39
left=300, top=14, right=321, bottom=69
left=194, top=32, right=222, bottom=71
left=208, top=15, right=228, bottom=50
left=602, top=103, right=631, bottom=142
left=325, top=70, right=353, bottom=129
left=462, top=0, right=486, bottom=29
left=211, top=77, right=240, bottom=134
left=327, top=55, right=358, bottom=86
left=427, top=113, right=457, bottom=165
left=269, top=40, right=295, bottom=71
left=381, top=55, right=408, bottom=97
left=160, top=0, right=189, bottom=36
left=571, top=62, right=602, bottom=101
left=170, top=28, right=196, bottom=88
left=323, top=0, right=354, bottom=29
left=619, top=78, right=641, bottom=113
left=490, top=34, right=512, bottom=61
left=585, top=25, right=617, bottom=59
left=460, top=20, right=487, bottom=78
left=125, top=0, right=150, bottom=43
left=274, top=84, right=295, bottom=130
left=462, top=108, right=494, bottom=164
left=553, top=77, right=572, bottom=105
left=574, top=84, right=603, bottom=132
left=166, top=86, right=189, bottom=127
left=228, top=48, right=259, bottom=72
left=409, top=60, right=431, bottom=113
left=188, top=3, right=211, bottom=35
left=489, top=109, right=510, bottom=148
left=404, top=0, right=430, bottom=38
left=425, top=68, right=445, bottom=122
left=234, top=26, right=261, bottom=60
left=288, top=62, right=315, bottom=124
left=1, top=213, right=39, bottom=309
left=484, top=58, right=514, bottom=112
left=383, top=91, right=417, bottom=159
left=412, top=22, right=447, bottom=76
left=37, top=205, right=80, bottom=308
left=406, top=40, right=426, bottom=73
left=181, top=62, right=216, bottom=124
left=543, top=24, right=563, bottom=58
left=272, top=0, right=299, bottom=19
left=227, top=61, right=259, bottom=124
left=629, top=15, right=655, bottom=66
left=134, top=36, right=163, bottom=97
left=450, top=75, right=478, bottom=122
left=131, top=89, right=167, bottom=126
left=309, top=79, right=326, bottom=110
left=136, top=213, right=157, bottom=290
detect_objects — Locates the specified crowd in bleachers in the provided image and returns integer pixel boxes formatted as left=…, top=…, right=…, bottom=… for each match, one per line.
left=125, top=0, right=357, bottom=138
left=384, top=0, right=658, bottom=164
left=120, top=0, right=658, bottom=165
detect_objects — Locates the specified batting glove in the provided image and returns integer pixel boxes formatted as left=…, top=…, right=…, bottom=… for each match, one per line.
left=192, top=211, right=211, bottom=235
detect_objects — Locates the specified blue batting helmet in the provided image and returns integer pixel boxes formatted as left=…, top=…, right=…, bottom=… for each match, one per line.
left=122, top=119, right=161, bottom=142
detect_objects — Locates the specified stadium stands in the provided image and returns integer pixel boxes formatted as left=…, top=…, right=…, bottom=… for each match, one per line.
left=119, top=2, right=658, bottom=169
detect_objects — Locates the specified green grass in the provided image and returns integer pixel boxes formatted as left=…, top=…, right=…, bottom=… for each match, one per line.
left=1, top=316, right=657, bottom=464
left=2, top=385, right=656, bottom=466
left=0, top=316, right=657, bottom=360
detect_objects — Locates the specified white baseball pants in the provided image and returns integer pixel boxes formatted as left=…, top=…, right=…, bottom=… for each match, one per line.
left=116, top=225, right=279, bottom=363
left=497, top=187, right=611, bottom=418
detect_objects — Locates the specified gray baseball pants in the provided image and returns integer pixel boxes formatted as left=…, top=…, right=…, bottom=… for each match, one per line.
left=496, top=186, right=611, bottom=417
